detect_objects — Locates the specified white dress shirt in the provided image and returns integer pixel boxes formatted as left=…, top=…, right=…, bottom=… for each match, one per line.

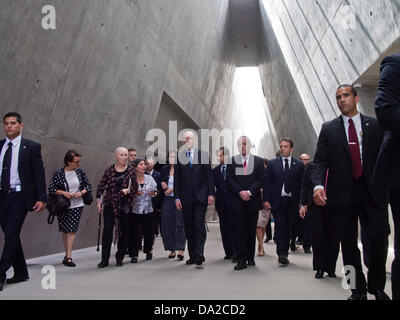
left=281, top=156, right=292, bottom=197
left=0, top=135, right=22, bottom=189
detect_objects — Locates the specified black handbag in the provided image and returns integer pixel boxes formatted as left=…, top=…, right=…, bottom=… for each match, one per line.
left=82, top=191, right=93, bottom=205
left=47, top=179, right=71, bottom=224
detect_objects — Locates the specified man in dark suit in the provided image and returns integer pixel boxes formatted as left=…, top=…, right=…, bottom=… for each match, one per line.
left=263, top=138, right=304, bottom=266
left=227, top=136, right=265, bottom=271
left=174, top=130, right=214, bottom=266
left=313, top=85, right=390, bottom=300
left=0, top=112, right=46, bottom=292
left=146, top=157, right=163, bottom=236
left=300, top=161, right=339, bottom=279
left=373, top=53, right=400, bottom=300
left=213, top=147, right=238, bottom=261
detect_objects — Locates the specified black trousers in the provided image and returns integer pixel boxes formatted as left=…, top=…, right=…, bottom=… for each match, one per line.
left=265, top=219, right=272, bottom=241
left=0, top=192, right=29, bottom=282
left=131, top=213, right=155, bottom=257
left=116, top=212, right=134, bottom=262
left=217, top=207, right=238, bottom=257
left=389, top=189, right=400, bottom=300
left=272, top=197, right=297, bottom=257
left=302, top=208, right=312, bottom=251
left=182, top=203, right=207, bottom=260
left=330, top=177, right=390, bottom=295
left=101, top=205, right=118, bottom=263
left=234, top=206, right=258, bottom=263
left=311, top=205, right=340, bottom=274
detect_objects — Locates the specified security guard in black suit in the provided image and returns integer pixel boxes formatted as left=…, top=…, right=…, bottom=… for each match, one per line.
left=0, top=112, right=46, bottom=292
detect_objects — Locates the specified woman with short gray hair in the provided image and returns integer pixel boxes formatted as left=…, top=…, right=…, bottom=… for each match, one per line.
left=96, top=147, right=137, bottom=268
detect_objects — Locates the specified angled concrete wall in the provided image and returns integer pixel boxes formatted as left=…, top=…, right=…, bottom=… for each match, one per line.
left=0, top=0, right=235, bottom=258
left=258, top=1, right=317, bottom=157
left=259, top=0, right=400, bottom=140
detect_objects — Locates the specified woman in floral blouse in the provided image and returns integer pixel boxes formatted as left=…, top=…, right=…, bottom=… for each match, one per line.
left=130, top=158, right=158, bottom=263
left=96, top=147, right=137, bottom=268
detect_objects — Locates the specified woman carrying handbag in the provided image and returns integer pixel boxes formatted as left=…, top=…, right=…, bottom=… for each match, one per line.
left=48, top=150, right=92, bottom=267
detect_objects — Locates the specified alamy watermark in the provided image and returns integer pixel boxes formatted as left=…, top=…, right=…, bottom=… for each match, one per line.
left=41, top=265, right=56, bottom=290
left=42, top=5, right=56, bottom=30
left=341, top=265, right=356, bottom=290
left=338, top=4, right=357, bottom=30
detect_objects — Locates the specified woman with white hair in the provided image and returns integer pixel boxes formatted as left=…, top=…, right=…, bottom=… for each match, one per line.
left=96, top=147, right=138, bottom=268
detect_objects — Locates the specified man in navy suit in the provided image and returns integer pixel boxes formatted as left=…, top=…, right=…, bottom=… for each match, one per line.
left=373, top=53, right=400, bottom=300
left=313, top=85, right=390, bottom=300
left=227, top=136, right=265, bottom=271
left=213, top=147, right=238, bottom=261
left=174, top=130, right=214, bottom=266
left=146, top=157, right=163, bottom=236
left=263, top=138, right=304, bottom=266
left=0, top=112, right=46, bottom=292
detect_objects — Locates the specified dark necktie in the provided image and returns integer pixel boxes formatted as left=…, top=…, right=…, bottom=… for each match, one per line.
left=221, top=165, right=226, bottom=181
left=186, top=150, right=192, bottom=168
left=283, top=158, right=290, bottom=194
left=348, top=119, right=362, bottom=179
left=1, top=142, right=13, bottom=192
left=243, top=159, right=247, bottom=175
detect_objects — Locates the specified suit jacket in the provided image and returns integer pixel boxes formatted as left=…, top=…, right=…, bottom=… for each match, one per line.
left=174, top=148, right=214, bottom=206
left=0, top=137, right=46, bottom=211
left=263, top=156, right=304, bottom=212
left=300, top=161, right=314, bottom=207
left=374, top=53, right=400, bottom=191
left=148, top=169, right=163, bottom=210
left=226, top=154, right=265, bottom=212
left=312, top=114, right=386, bottom=208
left=213, top=164, right=233, bottom=213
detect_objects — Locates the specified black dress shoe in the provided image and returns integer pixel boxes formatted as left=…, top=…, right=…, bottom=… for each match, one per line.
left=247, top=259, right=256, bottom=266
left=64, top=258, right=76, bottom=267
left=315, top=270, right=324, bottom=279
left=290, top=242, right=297, bottom=252
left=177, top=254, right=184, bottom=261
left=146, top=253, right=153, bottom=261
left=224, top=255, right=233, bottom=260
left=6, top=275, right=29, bottom=284
left=278, top=256, right=289, bottom=266
left=97, top=261, right=109, bottom=268
left=195, top=255, right=205, bottom=266
left=348, top=293, right=368, bottom=300
left=131, top=257, right=138, bottom=263
left=304, top=248, right=312, bottom=254
left=168, top=253, right=176, bottom=259
left=373, top=290, right=391, bottom=300
left=234, top=262, right=247, bottom=271
left=116, top=260, right=123, bottom=267
left=186, top=259, right=195, bottom=265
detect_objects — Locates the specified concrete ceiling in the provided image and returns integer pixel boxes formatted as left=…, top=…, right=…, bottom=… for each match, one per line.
left=355, top=39, right=400, bottom=87
left=229, top=0, right=260, bottom=67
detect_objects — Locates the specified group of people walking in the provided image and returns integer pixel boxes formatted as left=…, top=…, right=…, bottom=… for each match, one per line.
left=0, top=53, right=399, bottom=301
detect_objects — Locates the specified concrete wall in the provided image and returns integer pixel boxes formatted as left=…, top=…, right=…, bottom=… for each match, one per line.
left=0, top=0, right=235, bottom=258
left=259, top=0, right=400, bottom=141
left=258, top=0, right=317, bottom=158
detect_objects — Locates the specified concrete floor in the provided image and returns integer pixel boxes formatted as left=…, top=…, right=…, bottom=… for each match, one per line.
left=1, top=223, right=393, bottom=300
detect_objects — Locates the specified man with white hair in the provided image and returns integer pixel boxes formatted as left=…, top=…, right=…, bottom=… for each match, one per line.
left=174, top=130, right=215, bottom=266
